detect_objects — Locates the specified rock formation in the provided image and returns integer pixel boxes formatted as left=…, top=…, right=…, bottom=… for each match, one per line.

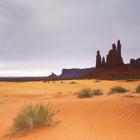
left=47, top=72, right=58, bottom=80
left=96, top=50, right=102, bottom=68
left=46, top=68, right=94, bottom=80
left=59, top=68, right=94, bottom=79
left=101, top=57, right=106, bottom=67
left=90, top=40, right=140, bottom=79
left=130, top=58, right=140, bottom=69
left=96, top=40, right=124, bottom=68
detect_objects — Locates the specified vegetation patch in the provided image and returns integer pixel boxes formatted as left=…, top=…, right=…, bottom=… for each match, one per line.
left=69, top=81, right=77, bottom=84
left=95, top=80, right=100, bottom=82
left=13, top=103, right=57, bottom=132
left=93, top=89, right=103, bottom=96
left=136, top=85, right=140, bottom=93
left=108, top=86, right=128, bottom=94
left=77, top=88, right=103, bottom=98
left=77, top=88, right=94, bottom=98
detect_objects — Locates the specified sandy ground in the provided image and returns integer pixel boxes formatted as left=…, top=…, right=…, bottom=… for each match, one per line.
left=0, top=80, right=140, bottom=140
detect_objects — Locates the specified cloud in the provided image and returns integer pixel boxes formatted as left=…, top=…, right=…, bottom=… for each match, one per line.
left=0, top=0, right=139, bottom=76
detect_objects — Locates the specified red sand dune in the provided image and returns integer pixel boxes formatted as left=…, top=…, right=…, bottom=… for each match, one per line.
left=2, top=95, right=140, bottom=140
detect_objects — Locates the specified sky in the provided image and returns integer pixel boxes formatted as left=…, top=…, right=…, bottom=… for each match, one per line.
left=0, top=0, right=140, bottom=76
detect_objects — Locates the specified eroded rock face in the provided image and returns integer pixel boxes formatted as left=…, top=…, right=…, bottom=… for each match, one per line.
left=60, top=68, right=93, bottom=79
left=90, top=40, right=140, bottom=79
left=106, top=41, right=124, bottom=67
left=101, top=57, right=106, bottom=67
left=47, top=72, right=58, bottom=80
left=96, top=40, right=124, bottom=68
left=130, top=58, right=140, bottom=69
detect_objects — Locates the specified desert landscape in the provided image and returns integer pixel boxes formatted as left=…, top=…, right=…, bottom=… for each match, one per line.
left=1, top=79, right=140, bottom=140
left=1, top=1, right=140, bottom=140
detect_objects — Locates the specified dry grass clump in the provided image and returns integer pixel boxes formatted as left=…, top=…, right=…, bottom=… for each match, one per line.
left=69, top=81, right=77, bottom=84
left=93, top=89, right=103, bottom=96
left=77, top=88, right=103, bottom=98
left=108, top=86, right=128, bottom=94
left=94, top=80, right=100, bottom=82
left=77, top=88, right=93, bottom=98
left=13, top=103, right=57, bottom=132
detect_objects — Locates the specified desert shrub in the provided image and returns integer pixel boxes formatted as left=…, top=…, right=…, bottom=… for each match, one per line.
left=13, top=103, right=57, bottom=131
left=77, top=88, right=94, bottom=98
left=69, top=81, right=76, bottom=84
left=77, top=88, right=103, bottom=98
left=136, top=85, right=140, bottom=93
left=109, top=86, right=128, bottom=94
left=93, top=89, right=103, bottom=96
left=95, top=80, right=100, bottom=82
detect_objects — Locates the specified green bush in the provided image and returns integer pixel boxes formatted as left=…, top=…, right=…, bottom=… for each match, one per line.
left=13, top=103, right=57, bottom=131
left=109, top=86, right=128, bottom=94
left=136, top=85, right=140, bottom=93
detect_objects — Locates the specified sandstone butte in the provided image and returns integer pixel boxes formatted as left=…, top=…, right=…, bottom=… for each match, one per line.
left=87, top=40, right=140, bottom=79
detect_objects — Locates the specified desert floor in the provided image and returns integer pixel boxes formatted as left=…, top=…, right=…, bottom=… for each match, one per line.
left=0, top=79, right=140, bottom=140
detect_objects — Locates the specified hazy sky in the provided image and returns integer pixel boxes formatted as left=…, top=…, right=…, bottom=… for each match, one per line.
left=0, top=0, right=140, bottom=76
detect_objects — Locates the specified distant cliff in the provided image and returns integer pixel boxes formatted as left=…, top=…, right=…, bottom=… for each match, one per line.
left=59, top=68, right=94, bottom=79
left=47, top=68, right=94, bottom=80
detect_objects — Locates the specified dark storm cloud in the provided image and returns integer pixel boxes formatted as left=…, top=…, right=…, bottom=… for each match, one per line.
left=0, top=0, right=140, bottom=76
